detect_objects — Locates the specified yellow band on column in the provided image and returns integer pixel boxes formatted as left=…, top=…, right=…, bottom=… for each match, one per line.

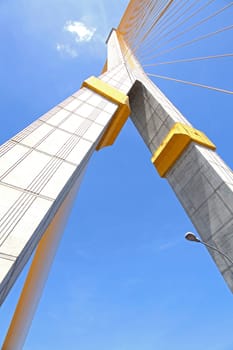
left=151, top=122, right=216, bottom=177
left=82, top=76, right=131, bottom=150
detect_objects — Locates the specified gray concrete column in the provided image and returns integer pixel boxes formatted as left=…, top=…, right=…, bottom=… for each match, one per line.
left=129, top=77, right=233, bottom=292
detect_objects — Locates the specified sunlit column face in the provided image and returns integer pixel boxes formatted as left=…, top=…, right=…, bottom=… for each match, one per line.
left=0, top=58, right=133, bottom=305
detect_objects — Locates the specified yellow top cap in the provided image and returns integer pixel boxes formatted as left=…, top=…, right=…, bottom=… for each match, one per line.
left=151, top=122, right=216, bottom=177
left=82, top=76, right=130, bottom=108
left=82, top=76, right=131, bottom=150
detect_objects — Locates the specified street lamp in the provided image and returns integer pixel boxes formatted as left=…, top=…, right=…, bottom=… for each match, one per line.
left=185, top=232, right=233, bottom=265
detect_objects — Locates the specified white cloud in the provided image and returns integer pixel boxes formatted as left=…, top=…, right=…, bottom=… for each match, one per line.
left=64, top=21, right=96, bottom=43
left=56, top=43, right=78, bottom=58
left=56, top=20, right=100, bottom=59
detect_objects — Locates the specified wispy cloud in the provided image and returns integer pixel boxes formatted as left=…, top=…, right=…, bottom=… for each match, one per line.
left=56, top=20, right=98, bottom=58
left=158, top=240, right=180, bottom=251
left=56, top=43, right=78, bottom=58
left=64, top=20, right=96, bottom=43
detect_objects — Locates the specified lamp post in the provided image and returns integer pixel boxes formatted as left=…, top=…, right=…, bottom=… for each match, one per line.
left=185, top=232, right=233, bottom=265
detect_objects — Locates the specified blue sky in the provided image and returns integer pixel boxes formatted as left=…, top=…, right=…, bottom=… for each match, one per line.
left=0, top=1, right=233, bottom=349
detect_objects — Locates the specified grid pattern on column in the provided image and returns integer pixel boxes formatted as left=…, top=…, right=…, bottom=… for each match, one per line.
left=0, top=65, right=134, bottom=305
left=128, top=69, right=233, bottom=291
left=167, top=143, right=233, bottom=290
left=100, top=64, right=134, bottom=94
left=129, top=79, right=192, bottom=154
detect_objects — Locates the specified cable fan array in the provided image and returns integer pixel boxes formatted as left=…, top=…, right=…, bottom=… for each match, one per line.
left=118, top=0, right=233, bottom=95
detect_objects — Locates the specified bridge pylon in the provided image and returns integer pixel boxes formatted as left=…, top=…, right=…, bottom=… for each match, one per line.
left=1, top=28, right=233, bottom=349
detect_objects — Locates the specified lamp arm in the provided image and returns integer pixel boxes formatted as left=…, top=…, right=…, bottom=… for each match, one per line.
left=200, top=241, right=233, bottom=265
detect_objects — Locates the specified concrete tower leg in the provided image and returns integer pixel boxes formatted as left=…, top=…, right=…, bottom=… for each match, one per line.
left=1, top=25, right=233, bottom=349
left=129, top=78, right=233, bottom=292
left=1, top=29, right=133, bottom=348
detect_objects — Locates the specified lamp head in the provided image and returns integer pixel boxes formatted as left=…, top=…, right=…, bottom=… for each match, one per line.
left=185, top=232, right=201, bottom=243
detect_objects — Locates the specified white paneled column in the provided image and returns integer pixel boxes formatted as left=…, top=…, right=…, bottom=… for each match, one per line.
left=0, top=59, right=133, bottom=305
